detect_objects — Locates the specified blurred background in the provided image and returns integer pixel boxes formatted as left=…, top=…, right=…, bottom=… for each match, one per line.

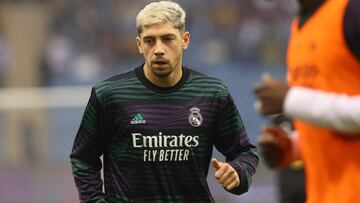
left=0, top=0, right=298, bottom=202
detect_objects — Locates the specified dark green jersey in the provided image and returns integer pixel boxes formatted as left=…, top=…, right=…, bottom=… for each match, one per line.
left=70, top=65, right=258, bottom=203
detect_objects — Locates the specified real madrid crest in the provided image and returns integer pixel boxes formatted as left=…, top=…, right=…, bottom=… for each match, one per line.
left=188, top=106, right=203, bottom=127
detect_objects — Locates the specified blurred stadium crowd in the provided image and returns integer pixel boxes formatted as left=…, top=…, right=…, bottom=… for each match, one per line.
left=0, top=0, right=296, bottom=86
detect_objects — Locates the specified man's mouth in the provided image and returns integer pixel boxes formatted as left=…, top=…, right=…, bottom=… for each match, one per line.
left=152, top=60, right=168, bottom=66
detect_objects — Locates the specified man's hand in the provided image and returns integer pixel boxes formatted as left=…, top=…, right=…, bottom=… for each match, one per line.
left=211, top=158, right=240, bottom=191
left=253, top=73, right=289, bottom=115
left=257, top=126, right=294, bottom=168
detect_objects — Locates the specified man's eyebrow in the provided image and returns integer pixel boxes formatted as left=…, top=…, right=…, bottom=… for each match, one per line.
left=142, top=36, right=155, bottom=40
left=161, top=34, right=176, bottom=38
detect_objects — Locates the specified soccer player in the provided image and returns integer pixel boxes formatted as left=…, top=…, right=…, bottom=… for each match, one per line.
left=70, top=1, right=258, bottom=202
left=253, top=0, right=360, bottom=203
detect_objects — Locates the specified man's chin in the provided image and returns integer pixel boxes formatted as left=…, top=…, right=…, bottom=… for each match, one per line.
left=152, top=68, right=172, bottom=78
left=150, top=64, right=170, bottom=76
left=154, top=71, right=171, bottom=78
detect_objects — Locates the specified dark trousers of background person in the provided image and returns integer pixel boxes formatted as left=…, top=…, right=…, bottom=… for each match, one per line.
left=278, top=165, right=306, bottom=203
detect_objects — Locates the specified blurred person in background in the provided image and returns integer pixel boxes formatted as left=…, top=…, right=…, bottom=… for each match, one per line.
left=264, top=113, right=306, bottom=203
left=253, top=0, right=360, bottom=203
left=70, top=1, right=258, bottom=202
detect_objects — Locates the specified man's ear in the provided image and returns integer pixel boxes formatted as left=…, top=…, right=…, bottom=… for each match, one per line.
left=182, top=31, right=190, bottom=50
left=136, top=36, right=143, bottom=53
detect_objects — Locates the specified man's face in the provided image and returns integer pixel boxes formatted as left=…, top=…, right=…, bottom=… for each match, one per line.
left=136, top=22, right=190, bottom=78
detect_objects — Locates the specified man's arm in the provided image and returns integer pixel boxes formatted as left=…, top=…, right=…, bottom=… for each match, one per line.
left=284, top=87, right=360, bottom=134
left=70, top=87, right=108, bottom=203
left=258, top=127, right=301, bottom=168
left=213, top=93, right=259, bottom=195
left=253, top=74, right=360, bottom=134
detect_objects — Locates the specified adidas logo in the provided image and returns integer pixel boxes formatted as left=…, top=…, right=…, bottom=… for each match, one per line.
left=130, top=113, right=147, bottom=125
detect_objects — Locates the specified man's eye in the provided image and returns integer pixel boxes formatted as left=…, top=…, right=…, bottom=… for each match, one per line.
left=163, top=38, right=173, bottom=42
left=145, top=39, right=154, bottom=44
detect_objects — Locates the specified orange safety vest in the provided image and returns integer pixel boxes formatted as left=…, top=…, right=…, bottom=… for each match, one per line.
left=287, top=0, right=360, bottom=202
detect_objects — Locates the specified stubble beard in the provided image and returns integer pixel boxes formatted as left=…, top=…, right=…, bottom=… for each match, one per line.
left=150, top=59, right=179, bottom=78
left=151, top=64, right=172, bottom=78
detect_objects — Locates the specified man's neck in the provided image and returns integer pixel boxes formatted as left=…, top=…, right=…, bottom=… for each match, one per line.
left=298, top=0, right=324, bottom=15
left=297, top=0, right=325, bottom=28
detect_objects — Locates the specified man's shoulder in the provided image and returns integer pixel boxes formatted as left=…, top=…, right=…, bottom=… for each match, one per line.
left=93, top=67, right=139, bottom=98
left=96, top=69, right=136, bottom=86
left=187, top=67, right=228, bottom=92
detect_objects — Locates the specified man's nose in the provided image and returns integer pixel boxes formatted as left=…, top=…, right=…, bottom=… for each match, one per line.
left=154, top=41, right=165, bottom=55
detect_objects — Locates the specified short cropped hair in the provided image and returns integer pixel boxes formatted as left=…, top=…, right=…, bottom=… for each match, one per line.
left=136, top=1, right=186, bottom=34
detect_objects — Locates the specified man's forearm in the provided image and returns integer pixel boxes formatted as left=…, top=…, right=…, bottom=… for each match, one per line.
left=71, top=157, right=107, bottom=203
left=284, top=87, right=360, bottom=134
left=228, top=147, right=258, bottom=195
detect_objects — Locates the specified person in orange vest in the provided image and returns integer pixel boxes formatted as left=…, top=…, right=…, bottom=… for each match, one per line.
left=253, top=0, right=360, bottom=203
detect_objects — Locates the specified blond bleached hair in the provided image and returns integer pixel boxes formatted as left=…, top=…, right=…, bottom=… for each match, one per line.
left=136, top=1, right=186, bottom=34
